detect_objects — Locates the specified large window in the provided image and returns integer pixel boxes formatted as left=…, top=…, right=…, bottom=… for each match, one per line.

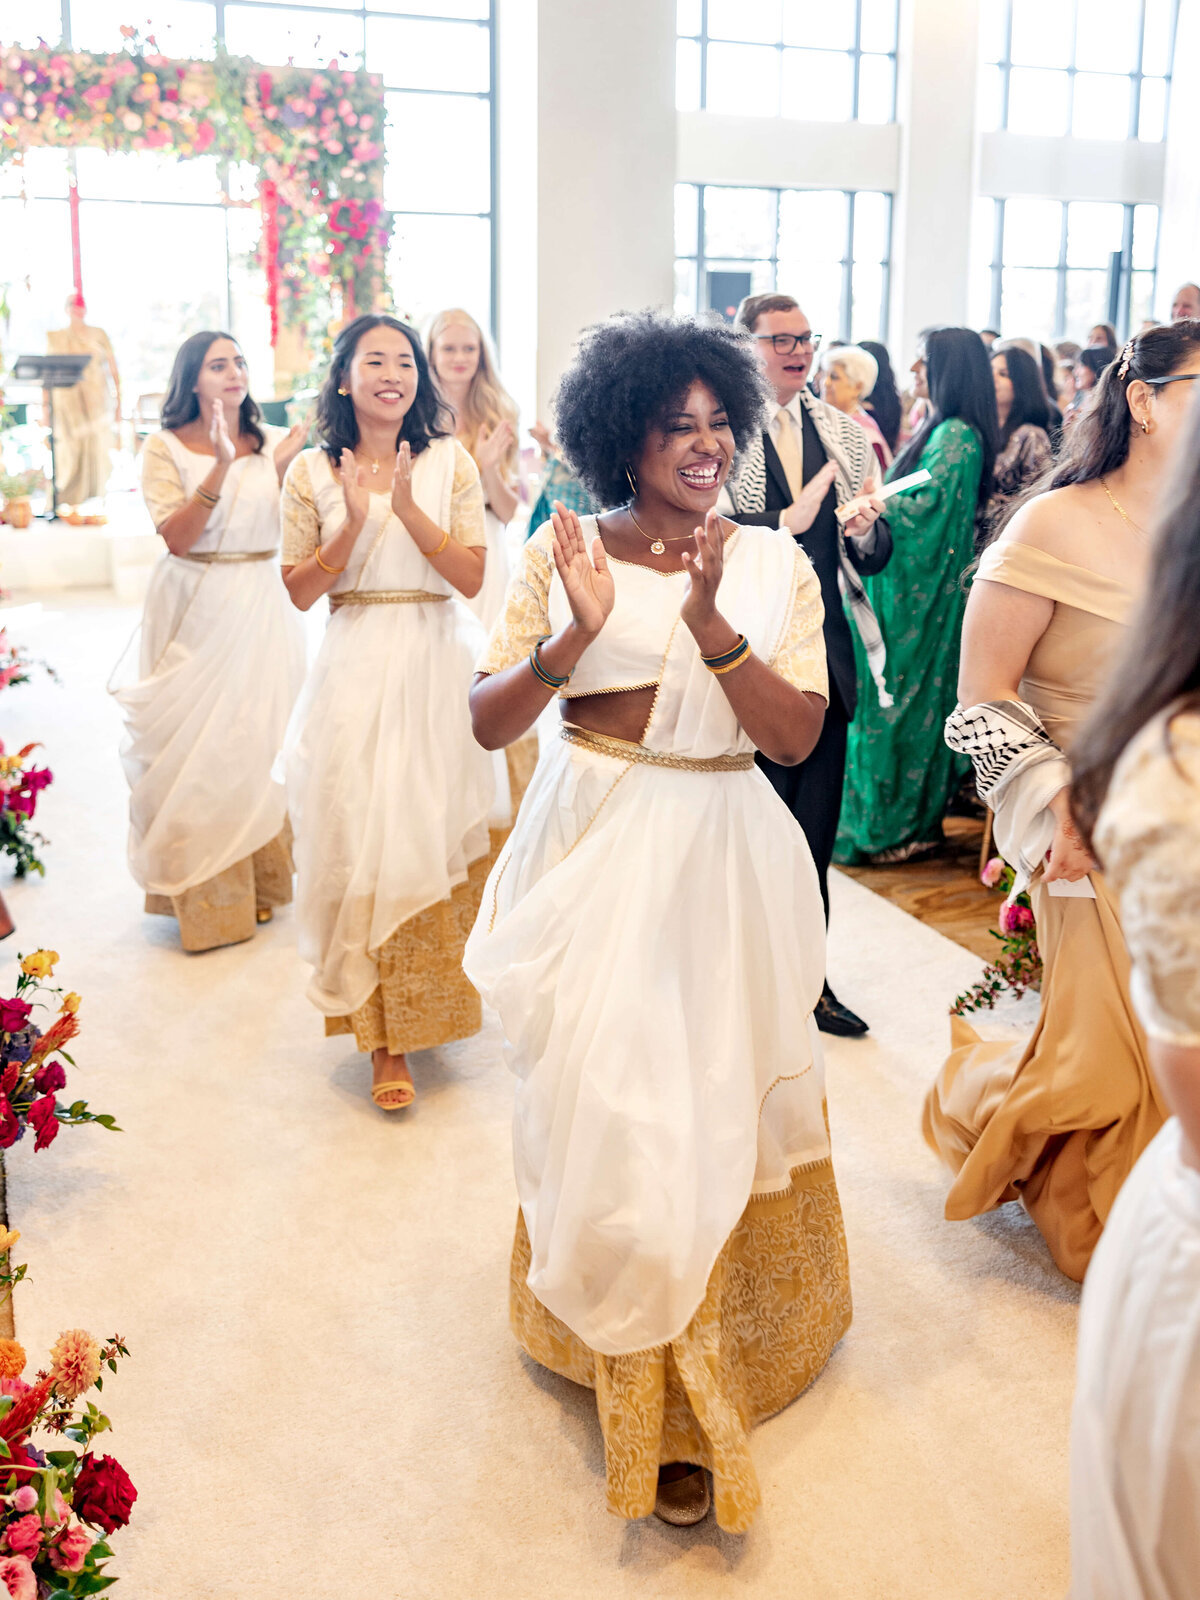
left=980, top=0, right=1177, bottom=140
left=3, top=0, right=495, bottom=399
left=971, top=198, right=1160, bottom=342
left=676, top=0, right=898, bottom=122
left=674, top=183, right=892, bottom=341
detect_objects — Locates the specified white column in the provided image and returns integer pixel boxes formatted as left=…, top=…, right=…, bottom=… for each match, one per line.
left=1156, top=0, right=1200, bottom=318
left=533, top=0, right=676, bottom=418
left=889, top=0, right=982, bottom=363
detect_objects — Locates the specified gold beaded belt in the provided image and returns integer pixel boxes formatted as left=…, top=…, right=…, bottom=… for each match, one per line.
left=329, top=589, right=450, bottom=610
left=561, top=724, right=755, bottom=771
left=177, top=549, right=279, bottom=564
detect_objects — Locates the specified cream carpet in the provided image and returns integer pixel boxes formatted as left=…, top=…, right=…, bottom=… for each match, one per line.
left=0, top=592, right=1076, bottom=1599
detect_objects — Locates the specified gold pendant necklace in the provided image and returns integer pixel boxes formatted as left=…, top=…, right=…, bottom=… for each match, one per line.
left=627, top=503, right=693, bottom=556
left=1100, top=477, right=1148, bottom=539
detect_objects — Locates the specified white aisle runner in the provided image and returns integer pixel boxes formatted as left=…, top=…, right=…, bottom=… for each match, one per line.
left=0, top=593, right=1075, bottom=1599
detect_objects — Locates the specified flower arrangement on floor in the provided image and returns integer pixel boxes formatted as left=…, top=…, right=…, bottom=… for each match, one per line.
left=0, top=749, right=51, bottom=880
left=0, top=30, right=389, bottom=349
left=951, top=857, right=1043, bottom=1016
left=0, top=954, right=117, bottom=1149
left=0, top=1311, right=134, bottom=1597
left=0, top=632, right=56, bottom=696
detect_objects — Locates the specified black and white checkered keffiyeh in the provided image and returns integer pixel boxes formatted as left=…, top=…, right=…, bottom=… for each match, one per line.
left=946, top=697, right=1071, bottom=892
left=726, top=389, right=892, bottom=708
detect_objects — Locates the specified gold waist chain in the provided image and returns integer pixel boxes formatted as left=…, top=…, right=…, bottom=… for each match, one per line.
left=561, top=724, right=755, bottom=771
left=177, top=549, right=279, bottom=564
left=330, top=590, right=451, bottom=610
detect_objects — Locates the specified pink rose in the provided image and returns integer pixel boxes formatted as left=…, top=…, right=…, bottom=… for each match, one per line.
left=3, top=1515, right=41, bottom=1558
left=49, top=1522, right=93, bottom=1573
left=980, top=856, right=1005, bottom=889
left=8, top=1490, right=35, bottom=1515
left=0, top=1555, right=36, bottom=1600
left=42, top=1489, right=68, bottom=1529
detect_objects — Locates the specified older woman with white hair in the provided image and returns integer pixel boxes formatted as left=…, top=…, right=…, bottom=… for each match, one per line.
left=818, top=343, right=892, bottom=471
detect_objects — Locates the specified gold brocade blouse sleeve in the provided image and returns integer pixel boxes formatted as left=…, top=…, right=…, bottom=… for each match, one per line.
left=1096, top=709, right=1200, bottom=1046
left=477, top=526, right=553, bottom=674
left=450, top=439, right=487, bottom=548
left=768, top=544, right=828, bottom=699
left=140, top=433, right=186, bottom=529
left=280, top=452, right=321, bottom=566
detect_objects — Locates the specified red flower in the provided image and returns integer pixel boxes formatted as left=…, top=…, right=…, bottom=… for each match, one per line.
left=71, top=1455, right=137, bottom=1535
left=0, top=1001, right=31, bottom=1034
left=32, top=1062, right=65, bottom=1095
left=0, top=1101, right=19, bottom=1151
left=193, top=118, right=215, bottom=152
left=28, top=1094, right=57, bottom=1152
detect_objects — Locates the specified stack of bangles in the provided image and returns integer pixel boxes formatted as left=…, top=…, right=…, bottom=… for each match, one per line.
left=529, top=639, right=571, bottom=690
left=193, top=485, right=219, bottom=509
left=701, top=633, right=751, bottom=675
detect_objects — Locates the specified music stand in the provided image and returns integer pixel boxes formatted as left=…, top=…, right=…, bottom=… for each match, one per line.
left=9, top=354, right=92, bottom=523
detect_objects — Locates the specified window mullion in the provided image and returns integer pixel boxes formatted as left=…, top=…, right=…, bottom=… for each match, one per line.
left=1055, top=202, right=1069, bottom=341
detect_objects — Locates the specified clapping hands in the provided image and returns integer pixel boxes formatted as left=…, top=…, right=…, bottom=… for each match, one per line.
left=208, top=400, right=237, bottom=465
left=550, top=502, right=614, bottom=637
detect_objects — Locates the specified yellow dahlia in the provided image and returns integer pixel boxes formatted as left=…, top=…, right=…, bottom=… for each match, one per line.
left=49, top=1328, right=101, bottom=1401
left=59, top=993, right=82, bottom=1016
left=0, top=1226, right=20, bottom=1253
left=0, top=1339, right=25, bottom=1379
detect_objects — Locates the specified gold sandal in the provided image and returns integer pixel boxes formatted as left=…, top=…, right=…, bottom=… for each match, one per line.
left=371, top=1080, right=415, bottom=1111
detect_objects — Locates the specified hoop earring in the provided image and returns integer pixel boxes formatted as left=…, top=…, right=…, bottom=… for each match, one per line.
left=625, top=464, right=638, bottom=498
left=1141, top=418, right=1150, bottom=434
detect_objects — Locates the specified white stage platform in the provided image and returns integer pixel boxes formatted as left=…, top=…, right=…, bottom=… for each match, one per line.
left=0, top=490, right=160, bottom=602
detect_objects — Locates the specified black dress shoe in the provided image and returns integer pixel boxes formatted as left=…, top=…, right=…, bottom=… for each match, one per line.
left=815, top=983, right=868, bottom=1037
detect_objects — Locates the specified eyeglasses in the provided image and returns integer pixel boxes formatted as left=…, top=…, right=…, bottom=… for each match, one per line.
left=755, top=333, right=822, bottom=355
left=1144, top=374, right=1200, bottom=388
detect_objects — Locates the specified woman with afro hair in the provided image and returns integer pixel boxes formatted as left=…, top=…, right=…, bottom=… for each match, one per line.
left=464, top=311, right=883, bottom=1532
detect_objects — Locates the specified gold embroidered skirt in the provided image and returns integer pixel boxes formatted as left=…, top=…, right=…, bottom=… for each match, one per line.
left=510, top=1155, right=852, bottom=1533
left=327, top=740, right=538, bottom=1055
left=145, top=823, right=294, bottom=953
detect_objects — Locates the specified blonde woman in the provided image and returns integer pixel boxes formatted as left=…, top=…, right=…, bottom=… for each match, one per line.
left=280, top=314, right=496, bottom=1112
left=426, top=308, right=519, bottom=627
left=428, top=308, right=537, bottom=813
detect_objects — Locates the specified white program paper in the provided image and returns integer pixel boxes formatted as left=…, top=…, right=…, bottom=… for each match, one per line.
left=1045, top=877, right=1097, bottom=899
left=836, top=468, right=932, bottom=522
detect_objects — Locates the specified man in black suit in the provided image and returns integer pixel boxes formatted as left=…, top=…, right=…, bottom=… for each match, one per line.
left=722, top=293, right=893, bottom=1037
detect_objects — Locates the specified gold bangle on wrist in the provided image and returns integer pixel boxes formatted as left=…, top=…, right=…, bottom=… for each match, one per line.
left=426, top=530, right=452, bottom=558
left=193, top=486, right=219, bottom=508
left=314, top=544, right=346, bottom=575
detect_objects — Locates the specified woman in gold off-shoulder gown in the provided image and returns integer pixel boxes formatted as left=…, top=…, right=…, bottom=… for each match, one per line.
left=924, top=321, right=1200, bottom=1279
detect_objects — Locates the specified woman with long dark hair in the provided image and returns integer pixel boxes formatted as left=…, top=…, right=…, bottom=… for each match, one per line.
left=111, top=330, right=307, bottom=950
left=835, top=326, right=1000, bottom=862
left=985, top=343, right=1053, bottom=537
left=859, top=338, right=902, bottom=453
left=923, top=320, right=1200, bottom=1280
left=279, top=313, right=497, bottom=1111
left=1066, top=392, right=1200, bottom=1593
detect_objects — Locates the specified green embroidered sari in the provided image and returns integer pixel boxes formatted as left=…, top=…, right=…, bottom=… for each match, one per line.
left=834, top=418, right=982, bottom=863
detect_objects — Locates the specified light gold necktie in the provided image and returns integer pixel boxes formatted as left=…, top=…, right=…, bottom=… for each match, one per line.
left=774, top=406, right=804, bottom=501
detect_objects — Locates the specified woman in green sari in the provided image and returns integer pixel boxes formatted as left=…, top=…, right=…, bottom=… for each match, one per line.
left=836, top=327, right=1000, bottom=864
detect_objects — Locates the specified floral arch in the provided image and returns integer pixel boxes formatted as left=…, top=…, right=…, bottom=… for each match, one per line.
left=0, top=29, right=390, bottom=353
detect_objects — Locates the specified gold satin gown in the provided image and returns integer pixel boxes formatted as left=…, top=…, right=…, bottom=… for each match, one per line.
left=923, top=541, right=1166, bottom=1281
